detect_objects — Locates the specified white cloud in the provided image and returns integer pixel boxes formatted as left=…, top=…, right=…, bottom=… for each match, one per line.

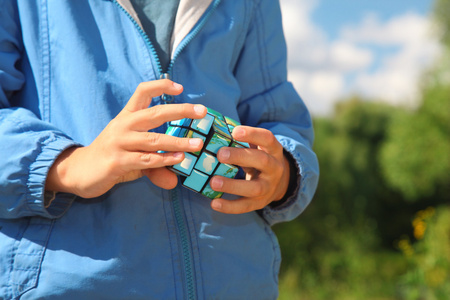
left=345, top=13, right=441, bottom=107
left=279, top=0, right=441, bottom=116
left=329, top=41, right=373, bottom=72
left=341, top=13, right=433, bottom=45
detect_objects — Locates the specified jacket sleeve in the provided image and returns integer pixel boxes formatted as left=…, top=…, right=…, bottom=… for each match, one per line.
left=234, top=0, right=319, bottom=225
left=0, top=1, right=79, bottom=219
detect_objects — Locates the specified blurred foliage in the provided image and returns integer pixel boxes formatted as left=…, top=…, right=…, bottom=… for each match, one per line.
left=397, top=206, right=450, bottom=299
left=274, top=1, right=450, bottom=297
left=275, top=94, right=449, bottom=299
left=435, top=0, right=450, bottom=47
left=379, top=58, right=450, bottom=201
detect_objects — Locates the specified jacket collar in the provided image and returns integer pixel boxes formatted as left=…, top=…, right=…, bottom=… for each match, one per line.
left=114, top=0, right=213, bottom=58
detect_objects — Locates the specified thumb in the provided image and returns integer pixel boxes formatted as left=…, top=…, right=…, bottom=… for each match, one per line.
left=144, top=167, right=179, bottom=189
left=123, top=79, right=184, bottom=113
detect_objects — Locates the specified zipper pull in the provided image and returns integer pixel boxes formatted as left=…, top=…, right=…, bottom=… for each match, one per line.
left=160, top=73, right=174, bottom=103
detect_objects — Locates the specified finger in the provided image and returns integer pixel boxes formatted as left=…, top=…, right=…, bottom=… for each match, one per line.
left=210, top=197, right=267, bottom=214
left=143, top=167, right=179, bottom=189
left=209, top=176, right=267, bottom=198
left=118, top=151, right=185, bottom=171
left=121, top=131, right=203, bottom=153
left=217, top=147, right=276, bottom=173
left=232, top=126, right=283, bottom=156
left=122, top=79, right=184, bottom=113
left=126, top=103, right=207, bottom=131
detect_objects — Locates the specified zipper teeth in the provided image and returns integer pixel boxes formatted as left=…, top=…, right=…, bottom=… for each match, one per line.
left=112, top=0, right=163, bottom=76
left=171, top=189, right=196, bottom=300
left=113, top=4, right=195, bottom=298
left=114, top=0, right=222, bottom=79
left=167, top=0, right=222, bottom=75
left=113, top=2, right=223, bottom=298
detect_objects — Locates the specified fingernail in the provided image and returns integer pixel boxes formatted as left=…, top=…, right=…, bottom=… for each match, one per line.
left=218, top=148, right=230, bottom=161
left=173, top=152, right=184, bottom=158
left=211, top=200, right=222, bottom=210
left=232, top=126, right=245, bottom=138
left=173, top=82, right=183, bottom=90
left=211, top=177, right=223, bottom=189
left=194, top=105, right=206, bottom=115
left=189, top=138, right=202, bottom=146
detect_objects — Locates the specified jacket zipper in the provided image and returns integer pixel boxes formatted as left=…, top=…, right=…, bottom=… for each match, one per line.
left=163, top=0, right=222, bottom=103
left=170, top=189, right=196, bottom=300
left=113, top=1, right=221, bottom=299
left=114, top=0, right=221, bottom=102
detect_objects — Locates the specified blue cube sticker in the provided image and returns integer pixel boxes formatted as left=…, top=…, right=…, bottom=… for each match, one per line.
left=170, top=118, right=191, bottom=127
left=172, top=152, right=197, bottom=176
left=205, top=132, right=231, bottom=154
left=191, top=113, right=214, bottom=135
left=215, top=163, right=239, bottom=178
left=166, top=126, right=188, bottom=138
left=196, top=152, right=219, bottom=175
left=183, top=170, right=209, bottom=192
left=202, top=182, right=223, bottom=199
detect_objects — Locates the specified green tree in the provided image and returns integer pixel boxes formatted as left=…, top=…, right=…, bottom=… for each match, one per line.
left=275, top=98, right=410, bottom=299
left=379, top=0, right=450, bottom=201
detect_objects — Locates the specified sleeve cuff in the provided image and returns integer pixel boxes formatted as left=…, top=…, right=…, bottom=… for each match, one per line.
left=26, top=136, right=81, bottom=218
left=261, top=137, right=319, bottom=226
left=268, top=149, right=301, bottom=210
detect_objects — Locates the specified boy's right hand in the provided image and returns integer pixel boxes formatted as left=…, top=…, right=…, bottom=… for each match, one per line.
left=45, top=79, right=206, bottom=198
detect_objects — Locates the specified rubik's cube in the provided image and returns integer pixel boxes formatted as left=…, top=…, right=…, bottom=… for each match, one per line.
left=165, top=107, right=249, bottom=199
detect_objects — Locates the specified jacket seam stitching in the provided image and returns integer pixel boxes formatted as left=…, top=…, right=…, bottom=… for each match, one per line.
left=185, top=192, right=203, bottom=300
left=161, top=188, right=180, bottom=298
left=40, top=0, right=51, bottom=123
left=255, top=0, right=277, bottom=121
left=254, top=2, right=268, bottom=92
left=7, top=221, right=26, bottom=299
left=231, top=1, right=250, bottom=70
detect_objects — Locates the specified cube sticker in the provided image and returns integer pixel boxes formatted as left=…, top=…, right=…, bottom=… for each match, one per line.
left=205, top=132, right=231, bottom=154
left=191, top=113, right=214, bottom=135
left=201, top=182, right=223, bottom=199
left=165, top=107, right=249, bottom=199
left=196, top=152, right=219, bottom=175
left=172, top=152, right=197, bottom=176
left=170, top=118, right=191, bottom=127
left=212, top=117, right=231, bottom=139
left=183, top=170, right=209, bottom=192
left=185, top=130, right=206, bottom=155
left=215, top=163, right=239, bottom=178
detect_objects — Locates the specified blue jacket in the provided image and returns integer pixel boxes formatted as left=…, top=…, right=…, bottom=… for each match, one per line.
left=0, top=0, right=319, bottom=299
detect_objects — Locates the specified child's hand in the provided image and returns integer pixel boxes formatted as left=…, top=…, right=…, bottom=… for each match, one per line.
left=209, top=126, right=292, bottom=214
left=45, top=80, right=207, bottom=198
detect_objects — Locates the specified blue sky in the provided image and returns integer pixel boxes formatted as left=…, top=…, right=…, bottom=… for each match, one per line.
left=313, top=0, right=434, bottom=39
left=279, top=0, right=440, bottom=115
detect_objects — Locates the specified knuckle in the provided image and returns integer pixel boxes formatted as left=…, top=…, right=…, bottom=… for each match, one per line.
left=145, top=132, right=160, bottom=145
left=160, top=78, right=172, bottom=86
left=105, top=153, right=122, bottom=174
left=256, top=200, right=267, bottom=211
left=140, top=152, right=157, bottom=165
left=180, top=103, right=194, bottom=116
left=161, top=153, right=173, bottom=165
left=259, top=152, right=271, bottom=166
left=149, top=104, right=164, bottom=118
left=243, top=202, right=253, bottom=213
left=136, top=82, right=147, bottom=96
left=173, top=136, right=186, bottom=147
left=252, top=183, right=264, bottom=197
left=108, top=116, right=123, bottom=131
left=265, top=130, right=277, bottom=145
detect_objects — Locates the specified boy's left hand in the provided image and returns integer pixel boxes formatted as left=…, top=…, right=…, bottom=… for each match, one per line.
left=209, top=126, right=292, bottom=214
